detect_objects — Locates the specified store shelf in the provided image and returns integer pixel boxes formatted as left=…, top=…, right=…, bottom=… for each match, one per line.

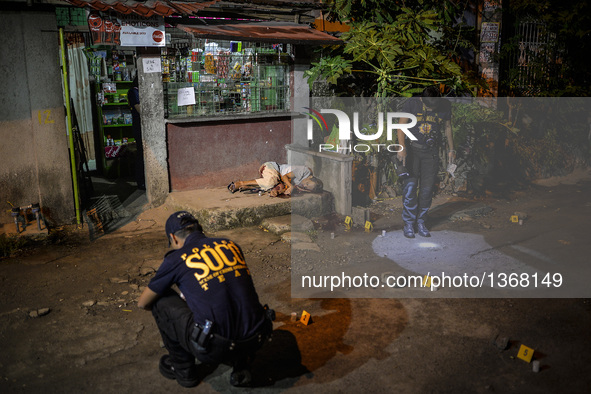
left=102, top=124, right=132, bottom=128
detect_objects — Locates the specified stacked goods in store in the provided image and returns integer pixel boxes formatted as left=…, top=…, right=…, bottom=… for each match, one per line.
left=217, top=51, right=230, bottom=78
left=204, top=53, right=216, bottom=74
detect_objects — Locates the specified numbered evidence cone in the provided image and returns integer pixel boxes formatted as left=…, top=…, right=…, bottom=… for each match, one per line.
left=299, top=311, right=312, bottom=326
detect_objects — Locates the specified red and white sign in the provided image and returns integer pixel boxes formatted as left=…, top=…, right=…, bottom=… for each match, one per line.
left=152, top=30, right=164, bottom=43
left=87, top=12, right=165, bottom=47
left=119, top=15, right=165, bottom=47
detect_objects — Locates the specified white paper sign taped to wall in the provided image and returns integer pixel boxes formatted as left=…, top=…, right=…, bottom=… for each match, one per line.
left=177, top=87, right=196, bottom=106
left=143, top=57, right=162, bottom=73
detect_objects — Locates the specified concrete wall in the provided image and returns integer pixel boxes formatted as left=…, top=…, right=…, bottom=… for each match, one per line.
left=167, top=117, right=291, bottom=190
left=287, top=144, right=353, bottom=215
left=0, top=11, right=74, bottom=226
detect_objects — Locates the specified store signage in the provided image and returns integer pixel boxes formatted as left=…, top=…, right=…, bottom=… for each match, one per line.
left=87, top=12, right=165, bottom=47
left=118, top=15, right=165, bottom=47
left=480, top=22, right=500, bottom=43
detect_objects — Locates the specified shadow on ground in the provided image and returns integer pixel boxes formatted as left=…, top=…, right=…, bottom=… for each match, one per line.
left=83, top=176, right=147, bottom=240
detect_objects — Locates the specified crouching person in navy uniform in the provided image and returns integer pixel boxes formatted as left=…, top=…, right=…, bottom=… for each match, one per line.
left=138, top=211, right=274, bottom=388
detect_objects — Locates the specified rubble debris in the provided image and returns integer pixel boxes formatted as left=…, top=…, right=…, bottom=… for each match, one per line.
left=450, top=204, right=493, bottom=221
left=493, top=335, right=509, bottom=351
left=110, top=277, right=129, bottom=284
left=513, top=212, right=528, bottom=220
left=139, top=267, right=155, bottom=276
left=29, top=308, right=50, bottom=318
left=82, top=300, right=96, bottom=307
left=281, top=232, right=312, bottom=244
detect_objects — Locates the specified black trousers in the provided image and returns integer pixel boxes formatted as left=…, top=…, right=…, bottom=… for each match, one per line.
left=401, top=144, right=439, bottom=225
left=151, top=290, right=271, bottom=370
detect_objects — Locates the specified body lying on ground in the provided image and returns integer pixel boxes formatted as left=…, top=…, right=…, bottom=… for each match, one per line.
left=228, top=162, right=323, bottom=197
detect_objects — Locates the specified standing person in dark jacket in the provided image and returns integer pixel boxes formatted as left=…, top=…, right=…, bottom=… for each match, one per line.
left=127, top=75, right=145, bottom=190
left=138, top=211, right=273, bottom=387
left=395, top=86, right=455, bottom=238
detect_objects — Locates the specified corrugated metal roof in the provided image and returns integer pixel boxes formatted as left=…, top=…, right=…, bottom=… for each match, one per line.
left=177, top=22, right=342, bottom=45
left=63, top=0, right=221, bottom=18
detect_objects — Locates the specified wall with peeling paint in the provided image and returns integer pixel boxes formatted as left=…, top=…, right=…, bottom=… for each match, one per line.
left=0, top=11, right=74, bottom=227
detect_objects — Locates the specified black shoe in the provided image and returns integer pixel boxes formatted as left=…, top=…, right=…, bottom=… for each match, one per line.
left=227, top=182, right=238, bottom=194
left=230, top=369, right=252, bottom=387
left=403, top=223, right=415, bottom=238
left=416, top=222, right=431, bottom=237
left=159, top=355, right=200, bottom=388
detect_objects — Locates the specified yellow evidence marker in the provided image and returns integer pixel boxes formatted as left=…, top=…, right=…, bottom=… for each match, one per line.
left=517, top=344, right=535, bottom=363
left=364, top=221, right=373, bottom=233
left=300, top=310, right=312, bottom=326
left=344, top=216, right=352, bottom=231
left=510, top=215, right=519, bottom=223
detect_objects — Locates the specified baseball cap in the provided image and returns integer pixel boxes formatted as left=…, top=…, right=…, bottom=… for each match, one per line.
left=165, top=211, right=198, bottom=239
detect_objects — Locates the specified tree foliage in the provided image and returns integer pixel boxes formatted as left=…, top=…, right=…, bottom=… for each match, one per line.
left=306, top=0, right=480, bottom=97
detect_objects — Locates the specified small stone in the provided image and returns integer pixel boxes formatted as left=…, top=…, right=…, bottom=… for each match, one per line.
left=493, top=335, right=509, bottom=350
left=97, top=301, right=109, bottom=307
left=110, top=277, right=128, bottom=284
left=82, top=300, right=96, bottom=307
left=29, top=310, right=39, bottom=318
left=129, top=284, right=139, bottom=291
left=121, top=291, right=129, bottom=296
left=38, top=308, right=50, bottom=316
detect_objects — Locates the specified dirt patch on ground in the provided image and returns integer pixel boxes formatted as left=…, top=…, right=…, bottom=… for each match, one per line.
left=1, top=175, right=591, bottom=392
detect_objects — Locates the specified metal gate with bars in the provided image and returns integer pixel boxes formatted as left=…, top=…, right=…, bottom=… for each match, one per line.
left=508, top=18, right=564, bottom=95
